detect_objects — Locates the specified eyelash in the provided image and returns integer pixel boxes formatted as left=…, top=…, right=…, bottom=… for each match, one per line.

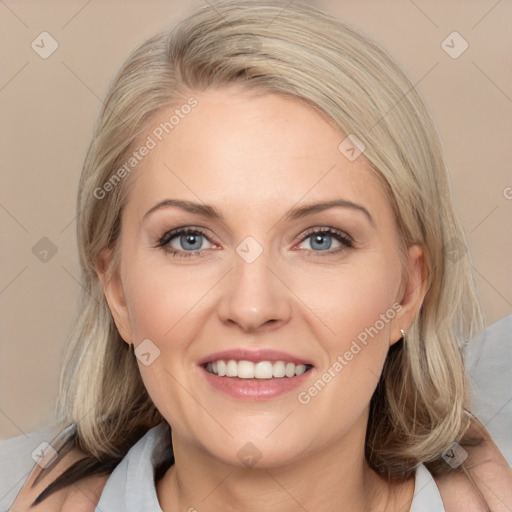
left=155, top=226, right=354, bottom=259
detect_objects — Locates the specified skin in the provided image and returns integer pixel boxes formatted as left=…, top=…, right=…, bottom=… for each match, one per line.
left=98, top=87, right=426, bottom=511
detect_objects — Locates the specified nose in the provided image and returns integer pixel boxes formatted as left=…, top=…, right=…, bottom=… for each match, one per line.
left=216, top=247, right=292, bottom=334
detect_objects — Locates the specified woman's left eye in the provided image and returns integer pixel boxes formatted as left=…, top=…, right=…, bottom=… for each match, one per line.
left=296, top=227, right=353, bottom=254
left=155, top=226, right=353, bottom=258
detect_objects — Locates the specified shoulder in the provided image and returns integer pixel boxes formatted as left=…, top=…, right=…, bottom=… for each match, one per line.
left=433, top=471, right=488, bottom=512
left=410, top=464, right=487, bottom=512
left=1, top=424, right=109, bottom=512
left=0, top=424, right=61, bottom=509
left=413, top=439, right=512, bottom=512
left=432, top=428, right=512, bottom=512
left=8, top=443, right=109, bottom=512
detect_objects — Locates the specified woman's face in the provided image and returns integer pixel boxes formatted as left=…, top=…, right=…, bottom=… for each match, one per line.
left=100, top=87, right=425, bottom=468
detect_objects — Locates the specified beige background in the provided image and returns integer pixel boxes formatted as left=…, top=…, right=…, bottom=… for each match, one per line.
left=1, top=0, right=511, bottom=440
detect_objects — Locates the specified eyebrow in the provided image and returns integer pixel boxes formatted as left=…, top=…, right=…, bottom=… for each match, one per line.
left=143, top=198, right=375, bottom=227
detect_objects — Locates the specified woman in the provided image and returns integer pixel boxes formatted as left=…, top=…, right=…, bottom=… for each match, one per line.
left=2, top=1, right=511, bottom=510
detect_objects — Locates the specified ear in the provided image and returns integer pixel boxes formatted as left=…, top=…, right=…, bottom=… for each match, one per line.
left=95, top=247, right=133, bottom=345
left=390, top=244, right=428, bottom=345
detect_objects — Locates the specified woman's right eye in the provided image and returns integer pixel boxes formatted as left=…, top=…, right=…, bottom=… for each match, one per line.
left=156, top=227, right=215, bottom=258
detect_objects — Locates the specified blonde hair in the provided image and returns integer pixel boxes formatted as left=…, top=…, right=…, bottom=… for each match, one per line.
left=52, top=0, right=482, bottom=489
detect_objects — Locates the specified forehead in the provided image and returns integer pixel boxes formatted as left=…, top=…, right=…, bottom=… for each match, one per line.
left=122, top=88, right=392, bottom=224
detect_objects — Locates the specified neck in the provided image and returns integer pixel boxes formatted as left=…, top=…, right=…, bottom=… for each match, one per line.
left=156, top=423, right=413, bottom=512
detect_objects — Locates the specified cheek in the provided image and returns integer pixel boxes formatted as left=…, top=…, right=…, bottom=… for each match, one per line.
left=122, top=253, right=201, bottom=341
left=126, top=283, right=174, bottom=342
left=299, top=251, right=401, bottom=347
left=121, top=263, right=198, bottom=425
left=333, top=268, right=399, bottom=339
left=300, top=253, right=402, bottom=397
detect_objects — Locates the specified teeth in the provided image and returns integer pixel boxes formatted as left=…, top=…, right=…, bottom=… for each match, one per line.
left=285, top=362, right=296, bottom=377
left=226, top=360, right=238, bottom=377
left=255, top=361, right=273, bottom=379
left=205, top=359, right=310, bottom=379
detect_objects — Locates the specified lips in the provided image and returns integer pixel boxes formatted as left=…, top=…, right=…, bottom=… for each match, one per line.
left=200, top=362, right=314, bottom=400
left=198, top=348, right=315, bottom=400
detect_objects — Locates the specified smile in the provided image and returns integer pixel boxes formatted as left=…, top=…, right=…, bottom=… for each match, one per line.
left=200, top=359, right=315, bottom=400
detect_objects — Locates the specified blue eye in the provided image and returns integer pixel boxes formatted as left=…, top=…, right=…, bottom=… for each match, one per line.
left=298, top=227, right=353, bottom=253
left=157, top=227, right=212, bottom=258
left=156, top=226, right=353, bottom=259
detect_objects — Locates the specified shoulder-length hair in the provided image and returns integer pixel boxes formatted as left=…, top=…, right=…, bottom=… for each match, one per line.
left=33, top=0, right=482, bottom=505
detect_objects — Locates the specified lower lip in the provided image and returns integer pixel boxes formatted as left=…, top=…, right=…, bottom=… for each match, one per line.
left=200, top=365, right=314, bottom=400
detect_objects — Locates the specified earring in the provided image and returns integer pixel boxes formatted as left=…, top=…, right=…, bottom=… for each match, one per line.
left=400, top=328, right=406, bottom=341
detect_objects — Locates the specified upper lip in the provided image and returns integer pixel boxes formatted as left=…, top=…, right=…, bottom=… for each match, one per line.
left=198, top=348, right=314, bottom=367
